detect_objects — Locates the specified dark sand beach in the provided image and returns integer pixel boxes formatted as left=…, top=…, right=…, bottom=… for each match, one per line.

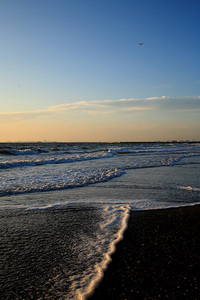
left=89, top=205, right=200, bottom=300
left=1, top=204, right=200, bottom=299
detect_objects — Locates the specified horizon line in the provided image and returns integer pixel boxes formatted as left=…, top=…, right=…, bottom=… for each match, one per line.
left=1, top=140, right=200, bottom=144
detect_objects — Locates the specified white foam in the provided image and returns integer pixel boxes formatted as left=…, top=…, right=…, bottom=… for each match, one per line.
left=0, top=166, right=124, bottom=197
left=0, top=151, right=113, bottom=169
left=48, top=200, right=200, bottom=300
left=1, top=142, right=199, bottom=198
left=179, top=186, right=200, bottom=192
left=66, top=205, right=130, bottom=300
left=1, top=198, right=200, bottom=299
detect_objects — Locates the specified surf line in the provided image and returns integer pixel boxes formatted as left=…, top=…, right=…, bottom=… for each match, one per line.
left=77, top=205, right=131, bottom=300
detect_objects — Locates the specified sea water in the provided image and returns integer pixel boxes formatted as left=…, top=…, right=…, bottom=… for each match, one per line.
left=0, top=142, right=200, bottom=299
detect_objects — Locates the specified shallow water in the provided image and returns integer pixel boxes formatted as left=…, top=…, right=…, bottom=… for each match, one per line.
left=0, top=142, right=199, bottom=200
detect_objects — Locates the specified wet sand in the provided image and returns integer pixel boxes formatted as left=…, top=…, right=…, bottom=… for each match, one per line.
left=89, top=205, right=200, bottom=299
left=0, top=205, right=101, bottom=300
left=1, top=204, right=200, bottom=299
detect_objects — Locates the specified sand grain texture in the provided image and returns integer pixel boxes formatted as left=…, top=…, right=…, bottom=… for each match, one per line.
left=89, top=205, right=200, bottom=299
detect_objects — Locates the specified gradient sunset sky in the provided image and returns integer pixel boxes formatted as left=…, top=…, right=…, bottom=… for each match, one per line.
left=1, top=0, right=200, bottom=142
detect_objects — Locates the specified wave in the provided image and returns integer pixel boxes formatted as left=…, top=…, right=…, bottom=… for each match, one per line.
left=1, top=153, right=199, bottom=198
left=179, top=186, right=200, bottom=192
left=1, top=142, right=199, bottom=156
left=73, top=205, right=130, bottom=300
left=0, top=148, right=49, bottom=156
left=0, top=151, right=113, bottom=169
left=1, top=147, right=199, bottom=170
left=0, top=167, right=125, bottom=197
left=1, top=143, right=199, bottom=199
left=2, top=200, right=200, bottom=300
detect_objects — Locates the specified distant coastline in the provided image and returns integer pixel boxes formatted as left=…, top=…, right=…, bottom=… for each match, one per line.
left=1, top=140, right=200, bottom=144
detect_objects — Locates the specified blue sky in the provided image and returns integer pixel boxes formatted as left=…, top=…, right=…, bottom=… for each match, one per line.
left=0, top=0, right=200, bottom=141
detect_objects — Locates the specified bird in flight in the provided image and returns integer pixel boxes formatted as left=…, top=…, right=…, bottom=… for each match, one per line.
left=138, top=42, right=143, bottom=45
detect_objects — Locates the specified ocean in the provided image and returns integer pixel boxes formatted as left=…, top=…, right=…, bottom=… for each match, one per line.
left=1, top=142, right=200, bottom=299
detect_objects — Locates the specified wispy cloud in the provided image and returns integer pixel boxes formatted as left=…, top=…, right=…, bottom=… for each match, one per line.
left=0, top=110, right=53, bottom=121
left=47, top=96, right=200, bottom=114
left=1, top=96, right=200, bottom=122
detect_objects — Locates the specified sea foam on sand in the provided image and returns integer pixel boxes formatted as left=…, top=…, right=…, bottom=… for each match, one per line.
left=70, top=205, right=130, bottom=300
left=89, top=205, right=200, bottom=300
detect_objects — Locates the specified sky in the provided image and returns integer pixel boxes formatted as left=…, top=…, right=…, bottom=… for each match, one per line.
left=0, top=0, right=200, bottom=142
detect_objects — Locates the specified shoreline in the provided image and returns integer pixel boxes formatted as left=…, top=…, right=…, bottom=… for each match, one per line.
left=1, top=204, right=200, bottom=299
left=89, top=204, right=200, bottom=299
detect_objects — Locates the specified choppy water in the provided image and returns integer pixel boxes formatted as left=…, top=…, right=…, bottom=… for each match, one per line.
left=0, top=142, right=199, bottom=200
left=1, top=142, right=200, bottom=299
